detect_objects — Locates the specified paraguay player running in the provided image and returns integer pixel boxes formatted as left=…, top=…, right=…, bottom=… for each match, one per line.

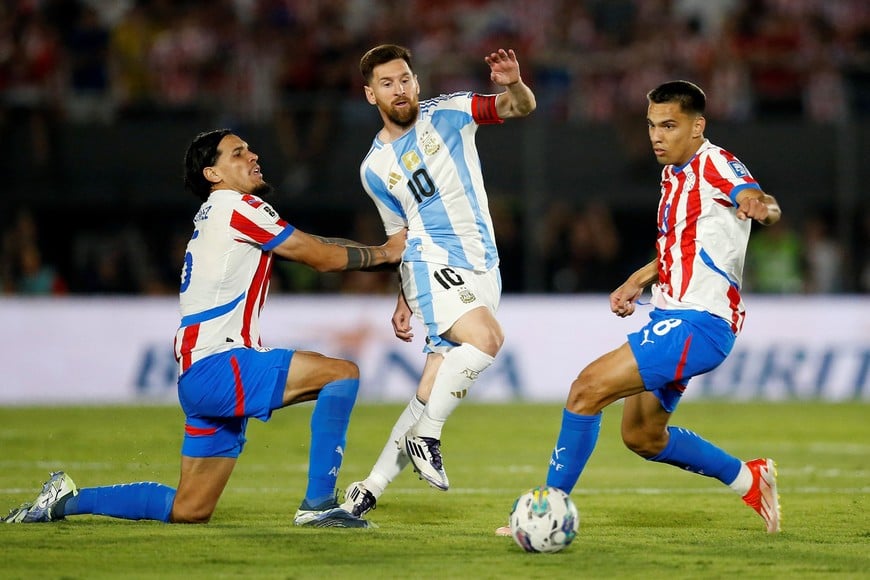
left=4, top=129, right=404, bottom=528
left=340, top=45, right=536, bottom=518
left=497, top=80, right=783, bottom=536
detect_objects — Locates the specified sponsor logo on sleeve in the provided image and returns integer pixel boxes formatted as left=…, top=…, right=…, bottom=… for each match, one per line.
left=728, top=160, right=749, bottom=178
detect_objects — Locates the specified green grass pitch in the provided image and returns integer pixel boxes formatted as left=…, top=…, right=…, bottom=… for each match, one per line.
left=1, top=402, right=867, bottom=579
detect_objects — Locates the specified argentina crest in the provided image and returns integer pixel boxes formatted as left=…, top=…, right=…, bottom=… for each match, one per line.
left=458, top=288, right=476, bottom=304
left=420, top=130, right=441, bottom=156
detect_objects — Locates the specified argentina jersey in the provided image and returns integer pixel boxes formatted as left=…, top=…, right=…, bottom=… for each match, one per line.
left=360, top=92, right=499, bottom=272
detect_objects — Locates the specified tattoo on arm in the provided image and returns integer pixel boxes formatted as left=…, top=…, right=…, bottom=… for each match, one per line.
left=346, top=246, right=380, bottom=270
left=310, top=235, right=381, bottom=270
left=311, top=235, right=365, bottom=248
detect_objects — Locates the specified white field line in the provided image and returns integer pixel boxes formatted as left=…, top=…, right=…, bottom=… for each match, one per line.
left=1, top=461, right=867, bottom=497
left=1, top=461, right=865, bottom=478
left=2, top=486, right=868, bottom=496
left=228, top=486, right=870, bottom=495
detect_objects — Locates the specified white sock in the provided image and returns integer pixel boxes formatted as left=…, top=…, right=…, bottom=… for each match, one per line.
left=364, top=396, right=425, bottom=498
left=728, top=462, right=752, bottom=495
left=413, top=343, right=494, bottom=439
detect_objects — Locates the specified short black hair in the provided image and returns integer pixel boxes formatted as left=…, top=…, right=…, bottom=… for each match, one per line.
left=360, top=44, right=413, bottom=83
left=183, top=129, right=232, bottom=201
left=647, top=80, right=706, bottom=115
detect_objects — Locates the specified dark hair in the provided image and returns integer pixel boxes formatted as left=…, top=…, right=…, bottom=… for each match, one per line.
left=360, top=44, right=413, bottom=83
left=183, top=129, right=232, bottom=201
left=647, top=80, right=706, bottom=115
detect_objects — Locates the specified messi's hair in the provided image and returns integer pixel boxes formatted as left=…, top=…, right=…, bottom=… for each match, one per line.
left=183, top=129, right=232, bottom=201
left=360, top=44, right=413, bottom=83
left=647, top=80, right=706, bottom=115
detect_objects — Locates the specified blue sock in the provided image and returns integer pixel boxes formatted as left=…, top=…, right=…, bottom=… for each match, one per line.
left=545, top=409, right=602, bottom=494
left=61, top=482, right=176, bottom=522
left=647, top=426, right=741, bottom=484
left=304, top=378, right=359, bottom=507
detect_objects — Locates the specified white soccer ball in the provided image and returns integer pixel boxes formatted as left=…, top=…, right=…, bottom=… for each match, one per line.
left=509, top=485, right=579, bottom=553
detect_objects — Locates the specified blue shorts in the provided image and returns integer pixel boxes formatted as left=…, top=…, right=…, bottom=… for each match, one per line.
left=177, top=347, right=293, bottom=458
left=627, top=309, right=735, bottom=413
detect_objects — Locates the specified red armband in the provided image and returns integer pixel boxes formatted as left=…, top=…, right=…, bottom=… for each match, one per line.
left=471, top=94, right=504, bottom=125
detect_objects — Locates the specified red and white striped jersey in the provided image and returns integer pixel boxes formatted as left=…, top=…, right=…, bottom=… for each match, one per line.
left=650, top=140, right=761, bottom=334
left=173, top=189, right=295, bottom=374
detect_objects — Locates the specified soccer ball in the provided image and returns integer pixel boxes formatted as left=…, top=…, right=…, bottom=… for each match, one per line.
left=509, top=486, right=579, bottom=553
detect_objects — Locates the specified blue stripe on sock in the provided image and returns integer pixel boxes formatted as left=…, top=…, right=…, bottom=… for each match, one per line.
left=545, top=408, right=602, bottom=494
left=304, top=378, right=359, bottom=506
left=62, top=482, right=176, bottom=522
left=647, top=426, right=741, bottom=484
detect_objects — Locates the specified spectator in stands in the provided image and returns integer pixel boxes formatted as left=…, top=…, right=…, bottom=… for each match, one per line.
left=1, top=0, right=868, bottom=295
left=14, top=242, right=67, bottom=295
left=108, top=1, right=160, bottom=116
left=65, top=4, right=112, bottom=123
left=745, top=218, right=804, bottom=293
left=0, top=208, right=66, bottom=295
left=1, top=6, right=63, bottom=169
left=547, top=202, right=623, bottom=293
left=803, top=214, right=845, bottom=293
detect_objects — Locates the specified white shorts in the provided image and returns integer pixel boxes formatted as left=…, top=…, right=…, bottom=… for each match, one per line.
left=401, top=262, right=501, bottom=354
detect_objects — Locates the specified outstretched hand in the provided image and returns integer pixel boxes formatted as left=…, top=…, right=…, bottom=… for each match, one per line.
left=484, top=49, right=521, bottom=86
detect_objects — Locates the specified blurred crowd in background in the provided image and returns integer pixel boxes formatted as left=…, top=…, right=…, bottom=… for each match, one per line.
left=1, top=0, right=869, bottom=295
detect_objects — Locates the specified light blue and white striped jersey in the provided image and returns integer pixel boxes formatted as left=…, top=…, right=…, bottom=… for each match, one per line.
left=360, top=92, right=503, bottom=272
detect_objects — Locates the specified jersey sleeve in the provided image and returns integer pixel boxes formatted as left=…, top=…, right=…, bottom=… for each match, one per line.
left=230, top=194, right=296, bottom=250
left=471, top=93, right=504, bottom=125
left=431, top=92, right=502, bottom=125
left=703, top=150, right=761, bottom=206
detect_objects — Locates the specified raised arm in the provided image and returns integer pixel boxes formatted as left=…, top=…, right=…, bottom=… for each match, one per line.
left=485, top=49, right=536, bottom=119
left=272, top=228, right=405, bottom=272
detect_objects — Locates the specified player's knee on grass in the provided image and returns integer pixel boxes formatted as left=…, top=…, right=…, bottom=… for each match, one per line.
left=170, top=502, right=215, bottom=524
left=169, top=484, right=221, bottom=524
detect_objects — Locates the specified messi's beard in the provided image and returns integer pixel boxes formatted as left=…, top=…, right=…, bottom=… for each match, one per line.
left=386, top=101, right=420, bottom=129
